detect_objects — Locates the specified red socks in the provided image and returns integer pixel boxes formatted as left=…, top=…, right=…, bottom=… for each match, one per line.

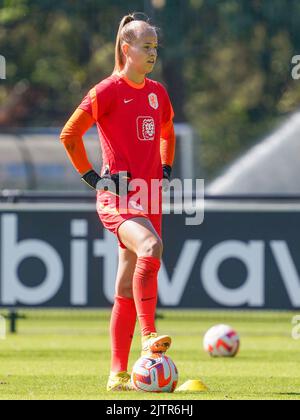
left=110, top=295, right=137, bottom=373
left=132, top=256, right=161, bottom=336
left=110, top=256, right=161, bottom=373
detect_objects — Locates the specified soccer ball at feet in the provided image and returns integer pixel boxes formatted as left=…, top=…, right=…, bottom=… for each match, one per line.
left=131, top=354, right=178, bottom=392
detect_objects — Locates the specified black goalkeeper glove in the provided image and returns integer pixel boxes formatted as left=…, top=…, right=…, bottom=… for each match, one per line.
left=162, top=165, right=172, bottom=182
left=162, top=165, right=172, bottom=191
left=81, top=169, right=132, bottom=196
left=81, top=169, right=102, bottom=190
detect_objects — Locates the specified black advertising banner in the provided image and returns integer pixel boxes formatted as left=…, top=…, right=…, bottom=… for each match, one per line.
left=0, top=205, right=300, bottom=309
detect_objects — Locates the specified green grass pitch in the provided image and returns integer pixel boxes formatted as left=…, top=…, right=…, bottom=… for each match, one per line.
left=0, top=310, right=299, bottom=400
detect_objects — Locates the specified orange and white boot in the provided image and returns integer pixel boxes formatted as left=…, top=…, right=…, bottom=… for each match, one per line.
left=141, top=333, right=172, bottom=357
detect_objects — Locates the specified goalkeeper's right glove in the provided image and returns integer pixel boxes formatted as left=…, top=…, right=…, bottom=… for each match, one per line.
left=81, top=169, right=132, bottom=196
left=81, top=169, right=102, bottom=190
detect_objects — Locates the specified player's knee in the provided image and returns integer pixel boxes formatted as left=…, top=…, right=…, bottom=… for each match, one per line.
left=138, top=236, right=163, bottom=259
left=116, top=283, right=133, bottom=299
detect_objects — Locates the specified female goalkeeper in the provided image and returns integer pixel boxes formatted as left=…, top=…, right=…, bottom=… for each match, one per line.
left=60, top=13, right=176, bottom=392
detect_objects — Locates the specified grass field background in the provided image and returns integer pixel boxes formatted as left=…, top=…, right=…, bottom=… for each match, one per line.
left=0, top=310, right=299, bottom=400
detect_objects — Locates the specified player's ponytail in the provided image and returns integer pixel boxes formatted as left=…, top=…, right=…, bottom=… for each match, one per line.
left=113, top=14, right=136, bottom=74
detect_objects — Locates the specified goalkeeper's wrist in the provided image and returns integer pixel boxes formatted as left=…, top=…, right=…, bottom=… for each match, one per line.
left=81, top=169, right=102, bottom=190
left=162, top=164, right=172, bottom=179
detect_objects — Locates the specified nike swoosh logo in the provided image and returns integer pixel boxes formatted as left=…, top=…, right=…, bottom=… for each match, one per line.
left=141, top=297, right=156, bottom=302
left=124, top=99, right=134, bottom=104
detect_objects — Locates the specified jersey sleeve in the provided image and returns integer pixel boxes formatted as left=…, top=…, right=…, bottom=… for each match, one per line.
left=160, top=83, right=175, bottom=126
left=78, top=79, right=116, bottom=122
left=159, top=84, right=176, bottom=167
left=60, top=108, right=95, bottom=175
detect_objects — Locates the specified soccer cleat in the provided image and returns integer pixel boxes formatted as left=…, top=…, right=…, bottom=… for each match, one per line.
left=106, top=371, right=135, bottom=392
left=141, top=333, right=172, bottom=356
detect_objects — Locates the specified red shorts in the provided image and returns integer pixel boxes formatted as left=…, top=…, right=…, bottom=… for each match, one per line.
left=96, top=190, right=162, bottom=249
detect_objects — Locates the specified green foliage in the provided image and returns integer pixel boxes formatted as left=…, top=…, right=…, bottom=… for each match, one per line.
left=1, top=0, right=300, bottom=177
left=182, top=0, right=300, bottom=177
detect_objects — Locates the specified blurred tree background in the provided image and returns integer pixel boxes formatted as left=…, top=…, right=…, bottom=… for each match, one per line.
left=0, top=0, right=300, bottom=179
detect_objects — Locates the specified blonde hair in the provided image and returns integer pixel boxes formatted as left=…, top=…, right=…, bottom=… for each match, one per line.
left=113, top=13, right=158, bottom=74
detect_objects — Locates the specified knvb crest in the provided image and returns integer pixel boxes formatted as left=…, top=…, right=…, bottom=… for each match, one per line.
left=0, top=55, right=6, bottom=80
left=137, top=116, right=155, bottom=141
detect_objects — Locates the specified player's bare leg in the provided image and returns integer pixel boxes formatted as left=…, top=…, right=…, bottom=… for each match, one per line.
left=115, top=247, right=137, bottom=299
left=118, top=217, right=163, bottom=259
left=118, top=217, right=172, bottom=356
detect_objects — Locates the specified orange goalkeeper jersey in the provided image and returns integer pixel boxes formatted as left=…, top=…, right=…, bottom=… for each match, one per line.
left=61, top=73, right=176, bottom=186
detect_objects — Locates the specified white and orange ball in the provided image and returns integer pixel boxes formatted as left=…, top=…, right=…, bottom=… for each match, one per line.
left=203, top=324, right=240, bottom=357
left=131, top=354, right=178, bottom=393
